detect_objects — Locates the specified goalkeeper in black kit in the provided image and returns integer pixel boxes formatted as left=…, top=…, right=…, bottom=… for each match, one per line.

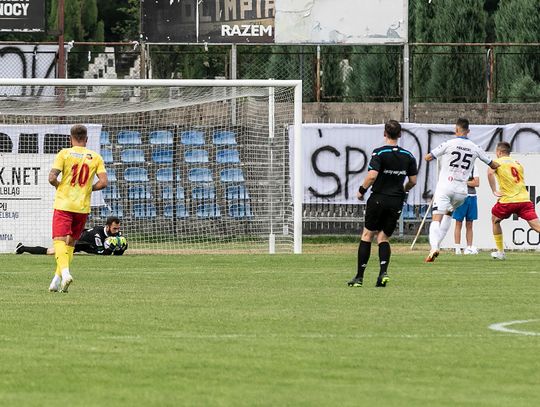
left=16, top=216, right=127, bottom=256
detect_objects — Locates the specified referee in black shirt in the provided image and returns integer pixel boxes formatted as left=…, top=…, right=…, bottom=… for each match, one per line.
left=348, top=120, right=418, bottom=287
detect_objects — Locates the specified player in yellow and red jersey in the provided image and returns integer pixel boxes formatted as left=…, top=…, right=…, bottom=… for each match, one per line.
left=487, top=141, right=540, bottom=260
left=48, top=124, right=108, bottom=292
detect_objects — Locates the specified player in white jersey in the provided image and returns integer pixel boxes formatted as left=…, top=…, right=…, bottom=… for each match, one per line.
left=424, top=118, right=499, bottom=262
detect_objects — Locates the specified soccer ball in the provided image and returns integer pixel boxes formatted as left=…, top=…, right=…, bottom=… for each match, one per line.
left=117, top=236, right=128, bottom=251
left=104, top=236, right=119, bottom=251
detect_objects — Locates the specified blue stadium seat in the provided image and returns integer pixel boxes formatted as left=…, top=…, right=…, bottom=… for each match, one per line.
left=212, top=131, right=237, bottom=146
left=133, top=203, right=157, bottom=218
left=121, top=149, right=145, bottom=163
left=184, top=149, right=209, bottom=163
left=100, top=131, right=110, bottom=145
left=102, top=185, right=120, bottom=200
left=156, top=167, right=181, bottom=182
left=220, top=168, right=244, bottom=183
left=216, top=149, right=240, bottom=164
left=101, top=149, right=113, bottom=164
left=226, top=185, right=250, bottom=200
left=149, top=130, right=173, bottom=145
left=128, top=184, right=152, bottom=200
left=196, top=203, right=221, bottom=219
left=117, top=130, right=142, bottom=145
left=402, top=204, right=415, bottom=220
left=164, top=203, right=189, bottom=219
left=228, top=202, right=253, bottom=219
left=100, top=203, right=123, bottom=218
left=152, top=149, right=173, bottom=164
left=188, top=168, right=213, bottom=183
left=419, top=204, right=432, bottom=220
left=106, top=168, right=117, bottom=182
left=124, top=167, right=148, bottom=182
left=181, top=130, right=205, bottom=145
left=161, top=185, right=185, bottom=200
left=192, top=185, right=216, bottom=200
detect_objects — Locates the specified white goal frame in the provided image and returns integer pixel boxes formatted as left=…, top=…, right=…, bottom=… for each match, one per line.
left=0, top=78, right=303, bottom=254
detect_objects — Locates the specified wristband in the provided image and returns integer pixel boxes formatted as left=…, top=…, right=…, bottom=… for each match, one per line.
left=358, top=185, right=368, bottom=195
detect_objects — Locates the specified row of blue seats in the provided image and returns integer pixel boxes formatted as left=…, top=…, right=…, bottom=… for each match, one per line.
left=100, top=202, right=253, bottom=219
left=100, top=130, right=237, bottom=146
left=402, top=204, right=431, bottom=220
left=103, top=184, right=250, bottom=201
left=106, top=167, right=245, bottom=183
left=102, top=148, right=240, bottom=164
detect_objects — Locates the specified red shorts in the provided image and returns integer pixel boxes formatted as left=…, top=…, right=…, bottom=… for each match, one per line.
left=492, top=201, right=538, bottom=221
left=52, top=209, right=88, bottom=240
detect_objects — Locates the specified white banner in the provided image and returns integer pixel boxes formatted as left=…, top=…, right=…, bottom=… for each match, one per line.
left=442, top=154, right=540, bottom=250
left=0, top=154, right=54, bottom=251
left=0, top=124, right=103, bottom=253
left=290, top=123, right=540, bottom=205
left=275, top=0, right=407, bottom=44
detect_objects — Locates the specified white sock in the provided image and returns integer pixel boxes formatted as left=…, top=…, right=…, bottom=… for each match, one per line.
left=61, top=268, right=71, bottom=280
left=50, top=274, right=61, bottom=287
left=429, top=221, right=440, bottom=251
left=437, top=215, right=452, bottom=247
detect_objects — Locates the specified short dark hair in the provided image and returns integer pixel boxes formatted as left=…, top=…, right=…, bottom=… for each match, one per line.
left=70, top=124, right=88, bottom=142
left=456, top=117, right=469, bottom=131
left=385, top=120, right=402, bottom=140
left=497, top=141, right=511, bottom=155
left=106, top=216, right=121, bottom=226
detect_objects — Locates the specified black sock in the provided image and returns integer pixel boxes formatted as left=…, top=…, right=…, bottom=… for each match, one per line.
left=378, top=242, right=391, bottom=275
left=356, top=240, right=371, bottom=279
left=23, top=246, right=48, bottom=255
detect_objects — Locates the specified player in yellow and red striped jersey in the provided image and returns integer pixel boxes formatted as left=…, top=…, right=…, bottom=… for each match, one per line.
left=487, top=141, right=540, bottom=260
left=48, top=124, right=108, bottom=292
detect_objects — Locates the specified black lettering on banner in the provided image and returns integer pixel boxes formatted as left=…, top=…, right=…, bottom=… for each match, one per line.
left=308, top=146, right=341, bottom=198
left=513, top=228, right=524, bottom=245
left=345, top=147, right=367, bottom=200
left=0, top=167, right=4, bottom=184
left=509, top=128, right=540, bottom=150
left=11, top=167, right=21, bottom=185
left=513, top=228, right=540, bottom=246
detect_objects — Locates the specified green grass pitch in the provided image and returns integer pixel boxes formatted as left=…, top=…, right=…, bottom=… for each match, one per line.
left=1, top=246, right=539, bottom=406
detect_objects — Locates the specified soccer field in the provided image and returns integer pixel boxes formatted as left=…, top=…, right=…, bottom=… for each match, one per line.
left=1, top=246, right=539, bottom=407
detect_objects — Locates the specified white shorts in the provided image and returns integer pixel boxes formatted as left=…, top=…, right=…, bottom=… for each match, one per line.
left=432, top=185, right=467, bottom=215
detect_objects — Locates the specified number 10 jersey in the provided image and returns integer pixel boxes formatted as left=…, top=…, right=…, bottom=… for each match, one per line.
left=52, top=146, right=106, bottom=214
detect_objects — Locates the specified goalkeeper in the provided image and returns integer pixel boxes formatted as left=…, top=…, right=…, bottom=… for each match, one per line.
left=16, top=216, right=127, bottom=256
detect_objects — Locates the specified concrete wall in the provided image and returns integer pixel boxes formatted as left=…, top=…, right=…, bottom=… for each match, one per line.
left=304, top=102, right=540, bottom=124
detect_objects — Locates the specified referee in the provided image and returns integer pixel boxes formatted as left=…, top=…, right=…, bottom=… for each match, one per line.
left=348, top=120, right=418, bottom=287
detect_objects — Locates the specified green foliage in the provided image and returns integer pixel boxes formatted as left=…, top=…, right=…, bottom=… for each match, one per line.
left=321, top=47, right=347, bottom=102
left=109, top=0, right=140, bottom=41
left=494, top=0, right=540, bottom=101
left=346, top=46, right=401, bottom=102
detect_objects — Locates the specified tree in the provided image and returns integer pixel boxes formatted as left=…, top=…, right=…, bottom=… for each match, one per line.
left=494, top=0, right=540, bottom=101
left=421, top=0, right=487, bottom=102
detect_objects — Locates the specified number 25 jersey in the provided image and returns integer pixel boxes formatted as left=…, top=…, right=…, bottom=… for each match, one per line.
left=431, top=137, right=492, bottom=191
left=52, top=146, right=106, bottom=214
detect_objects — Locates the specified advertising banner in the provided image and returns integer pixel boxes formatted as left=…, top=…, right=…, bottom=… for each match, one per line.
left=0, top=124, right=103, bottom=253
left=0, top=0, right=45, bottom=32
left=141, top=0, right=407, bottom=44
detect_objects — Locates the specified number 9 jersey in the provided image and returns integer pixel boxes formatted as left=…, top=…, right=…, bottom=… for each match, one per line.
left=431, top=137, right=492, bottom=193
left=52, top=146, right=106, bottom=214
left=492, top=156, right=530, bottom=204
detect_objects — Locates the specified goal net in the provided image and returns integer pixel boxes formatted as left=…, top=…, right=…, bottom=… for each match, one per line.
left=0, top=79, right=302, bottom=254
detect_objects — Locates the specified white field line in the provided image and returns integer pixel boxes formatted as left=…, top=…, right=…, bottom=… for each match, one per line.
left=488, top=319, right=540, bottom=336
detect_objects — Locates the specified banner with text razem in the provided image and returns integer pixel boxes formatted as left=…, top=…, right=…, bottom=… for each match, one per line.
left=0, top=124, right=103, bottom=253
left=289, top=123, right=540, bottom=205
left=0, top=0, right=45, bottom=32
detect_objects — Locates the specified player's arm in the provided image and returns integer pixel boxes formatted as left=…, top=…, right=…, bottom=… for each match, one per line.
left=487, top=167, right=502, bottom=197
left=92, top=171, right=108, bottom=192
left=357, top=169, right=378, bottom=200
left=468, top=176, right=480, bottom=188
left=48, top=169, right=61, bottom=188
left=404, top=175, right=417, bottom=193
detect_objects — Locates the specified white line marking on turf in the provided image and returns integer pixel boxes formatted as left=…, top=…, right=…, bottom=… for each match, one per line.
left=488, top=319, right=540, bottom=336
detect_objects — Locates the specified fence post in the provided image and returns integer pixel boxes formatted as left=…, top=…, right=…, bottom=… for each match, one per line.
left=403, top=43, right=410, bottom=123
left=316, top=45, right=321, bottom=102
left=487, top=45, right=494, bottom=103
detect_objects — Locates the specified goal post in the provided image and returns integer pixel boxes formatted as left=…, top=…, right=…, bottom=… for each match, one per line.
left=0, top=78, right=303, bottom=254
